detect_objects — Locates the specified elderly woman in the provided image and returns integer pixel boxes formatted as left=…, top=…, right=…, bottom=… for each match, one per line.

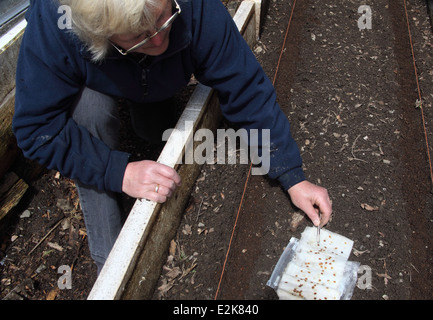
left=13, top=0, right=332, bottom=272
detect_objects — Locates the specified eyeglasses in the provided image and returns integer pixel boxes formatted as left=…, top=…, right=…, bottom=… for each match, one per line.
left=110, top=0, right=181, bottom=55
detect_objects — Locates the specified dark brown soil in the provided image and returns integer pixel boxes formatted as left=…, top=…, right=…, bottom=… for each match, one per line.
left=154, top=0, right=433, bottom=301
left=1, top=0, right=433, bottom=300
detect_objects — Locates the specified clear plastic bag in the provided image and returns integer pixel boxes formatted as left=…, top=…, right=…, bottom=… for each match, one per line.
left=267, top=227, right=360, bottom=300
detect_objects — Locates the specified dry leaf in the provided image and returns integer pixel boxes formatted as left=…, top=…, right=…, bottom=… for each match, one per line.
left=165, top=267, right=182, bottom=279
left=353, top=248, right=369, bottom=257
left=213, top=204, right=222, bottom=213
left=182, top=224, right=192, bottom=235
left=290, top=212, right=305, bottom=232
left=376, top=273, right=392, bottom=286
left=360, top=203, right=379, bottom=211
left=169, top=240, right=177, bottom=256
left=180, top=263, right=197, bottom=280
left=376, top=273, right=392, bottom=279
left=46, top=287, right=59, bottom=300
left=47, top=242, right=63, bottom=252
left=197, top=228, right=207, bottom=235
left=157, top=279, right=174, bottom=296
left=78, top=228, right=87, bottom=237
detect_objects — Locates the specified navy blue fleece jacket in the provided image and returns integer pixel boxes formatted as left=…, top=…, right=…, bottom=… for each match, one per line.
left=13, top=0, right=305, bottom=193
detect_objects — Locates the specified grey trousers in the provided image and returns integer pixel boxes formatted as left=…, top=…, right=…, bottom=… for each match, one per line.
left=71, top=88, right=124, bottom=273
left=71, top=87, right=176, bottom=273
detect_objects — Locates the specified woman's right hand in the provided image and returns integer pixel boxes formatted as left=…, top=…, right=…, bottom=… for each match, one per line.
left=122, top=160, right=181, bottom=203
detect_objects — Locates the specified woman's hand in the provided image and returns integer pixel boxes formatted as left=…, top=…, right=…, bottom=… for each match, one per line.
left=288, top=180, right=332, bottom=227
left=122, top=160, right=181, bottom=203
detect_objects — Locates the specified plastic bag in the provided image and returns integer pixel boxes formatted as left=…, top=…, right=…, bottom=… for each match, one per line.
left=267, top=227, right=360, bottom=300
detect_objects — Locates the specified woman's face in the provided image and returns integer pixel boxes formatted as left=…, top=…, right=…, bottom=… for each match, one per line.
left=109, top=0, right=173, bottom=56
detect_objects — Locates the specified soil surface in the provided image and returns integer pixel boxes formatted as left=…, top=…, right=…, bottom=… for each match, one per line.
left=1, top=0, right=433, bottom=300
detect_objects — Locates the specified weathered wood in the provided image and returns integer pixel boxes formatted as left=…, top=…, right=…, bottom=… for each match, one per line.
left=254, top=0, right=262, bottom=39
left=87, top=0, right=259, bottom=300
left=0, top=18, right=46, bottom=220
left=0, top=19, right=26, bottom=179
left=0, top=90, right=20, bottom=179
left=234, top=0, right=256, bottom=43
left=88, top=84, right=218, bottom=300
left=0, top=171, right=28, bottom=221
left=0, top=19, right=26, bottom=100
left=121, top=90, right=222, bottom=300
left=227, top=0, right=241, bottom=17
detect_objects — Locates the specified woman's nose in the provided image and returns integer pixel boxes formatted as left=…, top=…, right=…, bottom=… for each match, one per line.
left=148, top=31, right=165, bottom=46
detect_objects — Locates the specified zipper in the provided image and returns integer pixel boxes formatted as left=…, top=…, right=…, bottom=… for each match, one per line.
left=141, top=68, right=149, bottom=96
left=85, top=20, right=192, bottom=98
left=137, top=55, right=152, bottom=96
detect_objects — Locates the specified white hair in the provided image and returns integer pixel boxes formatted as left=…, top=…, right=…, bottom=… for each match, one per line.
left=58, top=0, right=162, bottom=62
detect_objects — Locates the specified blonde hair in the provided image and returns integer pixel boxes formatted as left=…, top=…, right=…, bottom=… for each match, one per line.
left=58, top=0, right=161, bottom=62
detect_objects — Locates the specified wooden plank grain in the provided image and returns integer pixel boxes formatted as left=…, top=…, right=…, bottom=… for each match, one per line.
left=0, top=91, right=20, bottom=179
left=0, top=172, right=28, bottom=221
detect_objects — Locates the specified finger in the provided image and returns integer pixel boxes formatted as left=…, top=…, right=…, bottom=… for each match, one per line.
left=139, top=185, right=167, bottom=203
left=315, top=197, right=332, bottom=227
left=153, top=184, right=174, bottom=198
left=297, top=197, right=331, bottom=227
left=152, top=174, right=179, bottom=193
left=145, top=192, right=167, bottom=203
left=303, top=204, right=322, bottom=227
left=154, top=163, right=182, bottom=186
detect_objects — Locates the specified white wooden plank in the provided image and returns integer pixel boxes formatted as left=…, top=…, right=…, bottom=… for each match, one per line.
left=254, top=0, right=262, bottom=39
left=234, top=0, right=255, bottom=34
left=87, top=85, right=212, bottom=300
left=0, top=19, right=26, bottom=53
left=87, top=198, right=157, bottom=299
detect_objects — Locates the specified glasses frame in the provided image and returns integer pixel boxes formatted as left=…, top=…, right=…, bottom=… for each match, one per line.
left=110, top=0, right=181, bottom=55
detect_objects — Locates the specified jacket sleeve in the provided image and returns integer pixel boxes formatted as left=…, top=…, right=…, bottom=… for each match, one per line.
left=190, top=0, right=305, bottom=190
left=12, top=1, right=129, bottom=193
